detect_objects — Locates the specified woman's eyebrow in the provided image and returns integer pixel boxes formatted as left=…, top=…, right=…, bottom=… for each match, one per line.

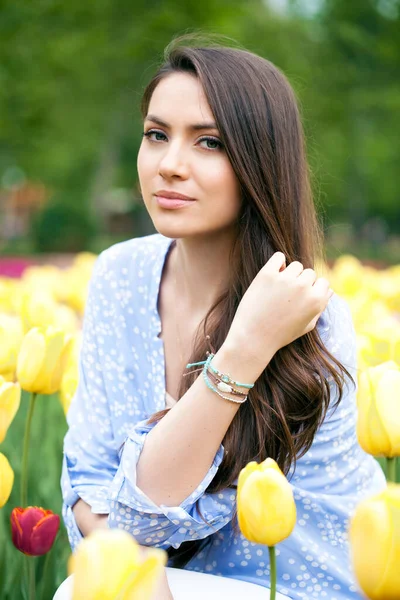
left=145, top=114, right=218, bottom=131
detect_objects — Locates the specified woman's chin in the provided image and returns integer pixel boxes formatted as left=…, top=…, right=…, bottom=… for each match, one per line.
left=149, top=217, right=200, bottom=240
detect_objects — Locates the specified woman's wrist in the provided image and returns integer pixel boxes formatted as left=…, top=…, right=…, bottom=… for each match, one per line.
left=214, top=338, right=275, bottom=386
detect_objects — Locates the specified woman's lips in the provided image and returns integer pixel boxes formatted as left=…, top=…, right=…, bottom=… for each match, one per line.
left=155, top=195, right=195, bottom=209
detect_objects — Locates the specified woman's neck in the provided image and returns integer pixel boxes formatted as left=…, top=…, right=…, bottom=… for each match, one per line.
left=171, top=231, right=235, bottom=317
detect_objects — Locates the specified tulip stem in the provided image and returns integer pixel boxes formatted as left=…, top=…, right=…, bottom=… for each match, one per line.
left=26, top=557, right=36, bottom=600
left=21, top=393, right=37, bottom=507
left=386, top=457, right=397, bottom=483
left=268, top=546, right=276, bottom=600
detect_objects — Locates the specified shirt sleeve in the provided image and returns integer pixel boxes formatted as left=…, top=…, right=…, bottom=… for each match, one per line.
left=107, top=422, right=234, bottom=549
left=61, top=251, right=119, bottom=549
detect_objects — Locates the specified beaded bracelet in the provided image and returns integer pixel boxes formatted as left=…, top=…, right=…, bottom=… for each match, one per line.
left=186, top=353, right=251, bottom=405
left=207, top=354, right=254, bottom=389
left=186, top=353, right=255, bottom=390
left=203, top=363, right=248, bottom=404
left=207, top=370, right=247, bottom=398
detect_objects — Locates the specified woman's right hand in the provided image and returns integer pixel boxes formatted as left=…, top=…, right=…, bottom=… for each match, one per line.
left=223, top=252, right=333, bottom=378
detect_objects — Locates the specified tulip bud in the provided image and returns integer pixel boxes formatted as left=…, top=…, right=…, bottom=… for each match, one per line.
left=0, top=452, right=14, bottom=507
left=237, top=458, right=296, bottom=547
left=16, top=326, right=73, bottom=395
left=0, top=377, right=21, bottom=443
left=0, top=314, right=24, bottom=376
left=69, top=529, right=167, bottom=600
left=357, top=361, right=400, bottom=457
left=11, top=506, right=60, bottom=556
left=350, top=484, right=400, bottom=599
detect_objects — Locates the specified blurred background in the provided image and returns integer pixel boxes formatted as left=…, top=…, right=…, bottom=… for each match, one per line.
left=1, top=0, right=399, bottom=272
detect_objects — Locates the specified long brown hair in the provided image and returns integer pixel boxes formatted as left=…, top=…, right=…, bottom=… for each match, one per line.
left=143, top=37, right=352, bottom=495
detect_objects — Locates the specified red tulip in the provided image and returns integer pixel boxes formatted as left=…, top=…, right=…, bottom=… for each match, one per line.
left=11, top=506, right=60, bottom=556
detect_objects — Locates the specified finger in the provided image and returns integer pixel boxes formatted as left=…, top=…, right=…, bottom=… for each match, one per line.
left=264, top=252, right=286, bottom=273
left=312, top=277, right=331, bottom=295
left=298, top=268, right=317, bottom=285
left=281, top=260, right=304, bottom=278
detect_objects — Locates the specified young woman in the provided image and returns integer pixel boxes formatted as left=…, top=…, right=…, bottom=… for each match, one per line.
left=62, top=38, right=385, bottom=599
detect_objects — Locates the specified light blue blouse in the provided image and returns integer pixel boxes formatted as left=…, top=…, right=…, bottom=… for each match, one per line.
left=61, top=233, right=386, bottom=600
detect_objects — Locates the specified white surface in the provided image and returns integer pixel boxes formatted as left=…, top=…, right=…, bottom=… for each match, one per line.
left=53, top=568, right=292, bottom=599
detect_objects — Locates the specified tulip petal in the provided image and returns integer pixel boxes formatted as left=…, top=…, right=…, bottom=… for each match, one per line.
left=0, top=315, right=24, bottom=371
left=0, top=452, right=14, bottom=507
left=17, top=329, right=46, bottom=392
left=71, top=529, right=142, bottom=600
left=30, top=512, right=60, bottom=556
left=122, top=550, right=167, bottom=600
left=34, top=328, right=66, bottom=394
left=375, top=486, right=400, bottom=597
left=357, top=366, right=392, bottom=456
left=349, top=487, right=400, bottom=600
left=70, top=542, right=105, bottom=599
left=375, top=370, right=400, bottom=457
left=0, top=382, right=21, bottom=443
left=237, top=461, right=259, bottom=497
left=350, top=497, right=390, bottom=599
left=16, top=507, right=47, bottom=555
left=49, top=334, right=74, bottom=395
left=259, top=457, right=282, bottom=473
left=60, top=370, right=78, bottom=415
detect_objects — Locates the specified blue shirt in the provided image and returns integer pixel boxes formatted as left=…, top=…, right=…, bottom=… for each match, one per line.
left=61, top=233, right=385, bottom=600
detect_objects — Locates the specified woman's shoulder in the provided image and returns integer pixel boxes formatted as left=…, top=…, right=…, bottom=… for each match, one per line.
left=316, top=292, right=356, bottom=372
left=317, top=292, right=354, bottom=345
left=96, top=233, right=171, bottom=267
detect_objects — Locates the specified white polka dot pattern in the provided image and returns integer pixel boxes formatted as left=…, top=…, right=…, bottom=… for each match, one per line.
left=61, top=233, right=386, bottom=599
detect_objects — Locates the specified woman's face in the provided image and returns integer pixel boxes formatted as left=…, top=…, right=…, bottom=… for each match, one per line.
left=137, top=72, right=242, bottom=240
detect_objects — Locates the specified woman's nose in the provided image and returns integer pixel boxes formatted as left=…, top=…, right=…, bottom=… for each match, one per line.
left=158, top=143, right=189, bottom=180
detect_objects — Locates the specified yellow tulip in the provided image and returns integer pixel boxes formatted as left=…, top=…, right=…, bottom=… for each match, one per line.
left=0, top=452, right=14, bottom=507
left=73, top=251, right=97, bottom=271
left=16, top=327, right=73, bottom=395
left=378, top=269, right=400, bottom=313
left=60, top=371, right=78, bottom=415
left=0, top=314, right=24, bottom=376
left=361, top=318, right=400, bottom=366
left=349, top=483, right=400, bottom=600
left=357, top=361, right=400, bottom=457
left=357, top=334, right=376, bottom=372
left=237, top=458, right=296, bottom=546
left=0, top=377, right=21, bottom=443
left=20, top=291, right=58, bottom=331
left=69, top=529, right=167, bottom=600
left=330, top=255, right=365, bottom=297
left=0, top=278, right=22, bottom=313
left=0, top=371, right=16, bottom=382
left=54, top=304, right=80, bottom=334
left=60, top=332, right=81, bottom=414
left=22, top=265, right=61, bottom=298
left=61, top=268, right=91, bottom=315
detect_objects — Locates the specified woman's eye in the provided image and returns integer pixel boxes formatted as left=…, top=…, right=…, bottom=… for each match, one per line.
left=143, top=130, right=167, bottom=142
left=198, top=137, right=223, bottom=151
